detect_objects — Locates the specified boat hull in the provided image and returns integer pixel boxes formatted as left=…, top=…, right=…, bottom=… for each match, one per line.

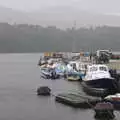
left=81, top=82, right=109, bottom=97
left=81, top=78, right=117, bottom=97
left=84, top=78, right=116, bottom=89
left=67, top=76, right=80, bottom=81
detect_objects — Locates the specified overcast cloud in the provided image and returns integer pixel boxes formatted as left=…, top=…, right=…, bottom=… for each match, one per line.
left=0, top=0, right=119, bottom=15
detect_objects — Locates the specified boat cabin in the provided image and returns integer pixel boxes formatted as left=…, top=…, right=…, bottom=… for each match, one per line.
left=87, top=64, right=109, bottom=73
left=84, top=64, right=111, bottom=80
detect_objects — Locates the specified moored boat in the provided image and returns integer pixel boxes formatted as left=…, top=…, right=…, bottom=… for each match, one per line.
left=83, top=64, right=116, bottom=89
left=82, top=64, right=117, bottom=96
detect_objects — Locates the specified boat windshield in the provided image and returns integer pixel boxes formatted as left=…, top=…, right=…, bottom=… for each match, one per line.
left=99, top=66, right=107, bottom=71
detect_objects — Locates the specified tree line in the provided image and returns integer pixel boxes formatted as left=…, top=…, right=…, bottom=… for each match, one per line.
left=0, top=23, right=119, bottom=53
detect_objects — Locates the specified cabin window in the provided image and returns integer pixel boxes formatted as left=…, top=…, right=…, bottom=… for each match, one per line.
left=99, top=66, right=107, bottom=71
left=90, top=67, right=98, bottom=72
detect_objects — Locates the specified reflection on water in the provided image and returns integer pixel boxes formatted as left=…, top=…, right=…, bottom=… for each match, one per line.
left=0, top=53, right=119, bottom=120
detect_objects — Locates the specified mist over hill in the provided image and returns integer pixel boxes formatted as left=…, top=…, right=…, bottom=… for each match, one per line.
left=0, top=23, right=119, bottom=52
left=1, top=5, right=120, bottom=29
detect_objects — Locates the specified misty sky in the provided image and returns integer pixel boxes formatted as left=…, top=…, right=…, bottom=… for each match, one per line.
left=0, top=0, right=120, bottom=15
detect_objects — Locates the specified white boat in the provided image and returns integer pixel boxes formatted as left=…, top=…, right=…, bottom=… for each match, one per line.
left=105, top=93, right=120, bottom=102
left=83, top=64, right=116, bottom=89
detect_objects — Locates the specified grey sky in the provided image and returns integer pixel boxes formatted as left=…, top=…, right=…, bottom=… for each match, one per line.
left=0, top=0, right=120, bottom=15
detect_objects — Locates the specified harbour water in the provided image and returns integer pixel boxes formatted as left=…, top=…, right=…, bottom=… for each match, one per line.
left=0, top=53, right=119, bottom=120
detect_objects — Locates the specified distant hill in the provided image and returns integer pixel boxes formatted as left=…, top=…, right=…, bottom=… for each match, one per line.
left=0, top=23, right=119, bottom=52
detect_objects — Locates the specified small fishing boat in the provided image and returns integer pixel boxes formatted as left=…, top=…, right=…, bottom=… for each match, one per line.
left=83, top=64, right=116, bottom=89
left=81, top=64, right=117, bottom=96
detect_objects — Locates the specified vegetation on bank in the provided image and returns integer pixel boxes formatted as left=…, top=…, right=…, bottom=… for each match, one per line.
left=0, top=23, right=120, bottom=52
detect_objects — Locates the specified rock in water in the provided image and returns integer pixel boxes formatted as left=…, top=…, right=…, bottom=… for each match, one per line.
left=37, top=86, right=51, bottom=96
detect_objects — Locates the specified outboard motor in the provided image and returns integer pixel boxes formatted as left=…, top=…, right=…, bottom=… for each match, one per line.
left=109, top=69, right=114, bottom=76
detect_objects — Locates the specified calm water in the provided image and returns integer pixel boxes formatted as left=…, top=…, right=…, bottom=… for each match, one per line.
left=0, top=53, right=119, bottom=120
